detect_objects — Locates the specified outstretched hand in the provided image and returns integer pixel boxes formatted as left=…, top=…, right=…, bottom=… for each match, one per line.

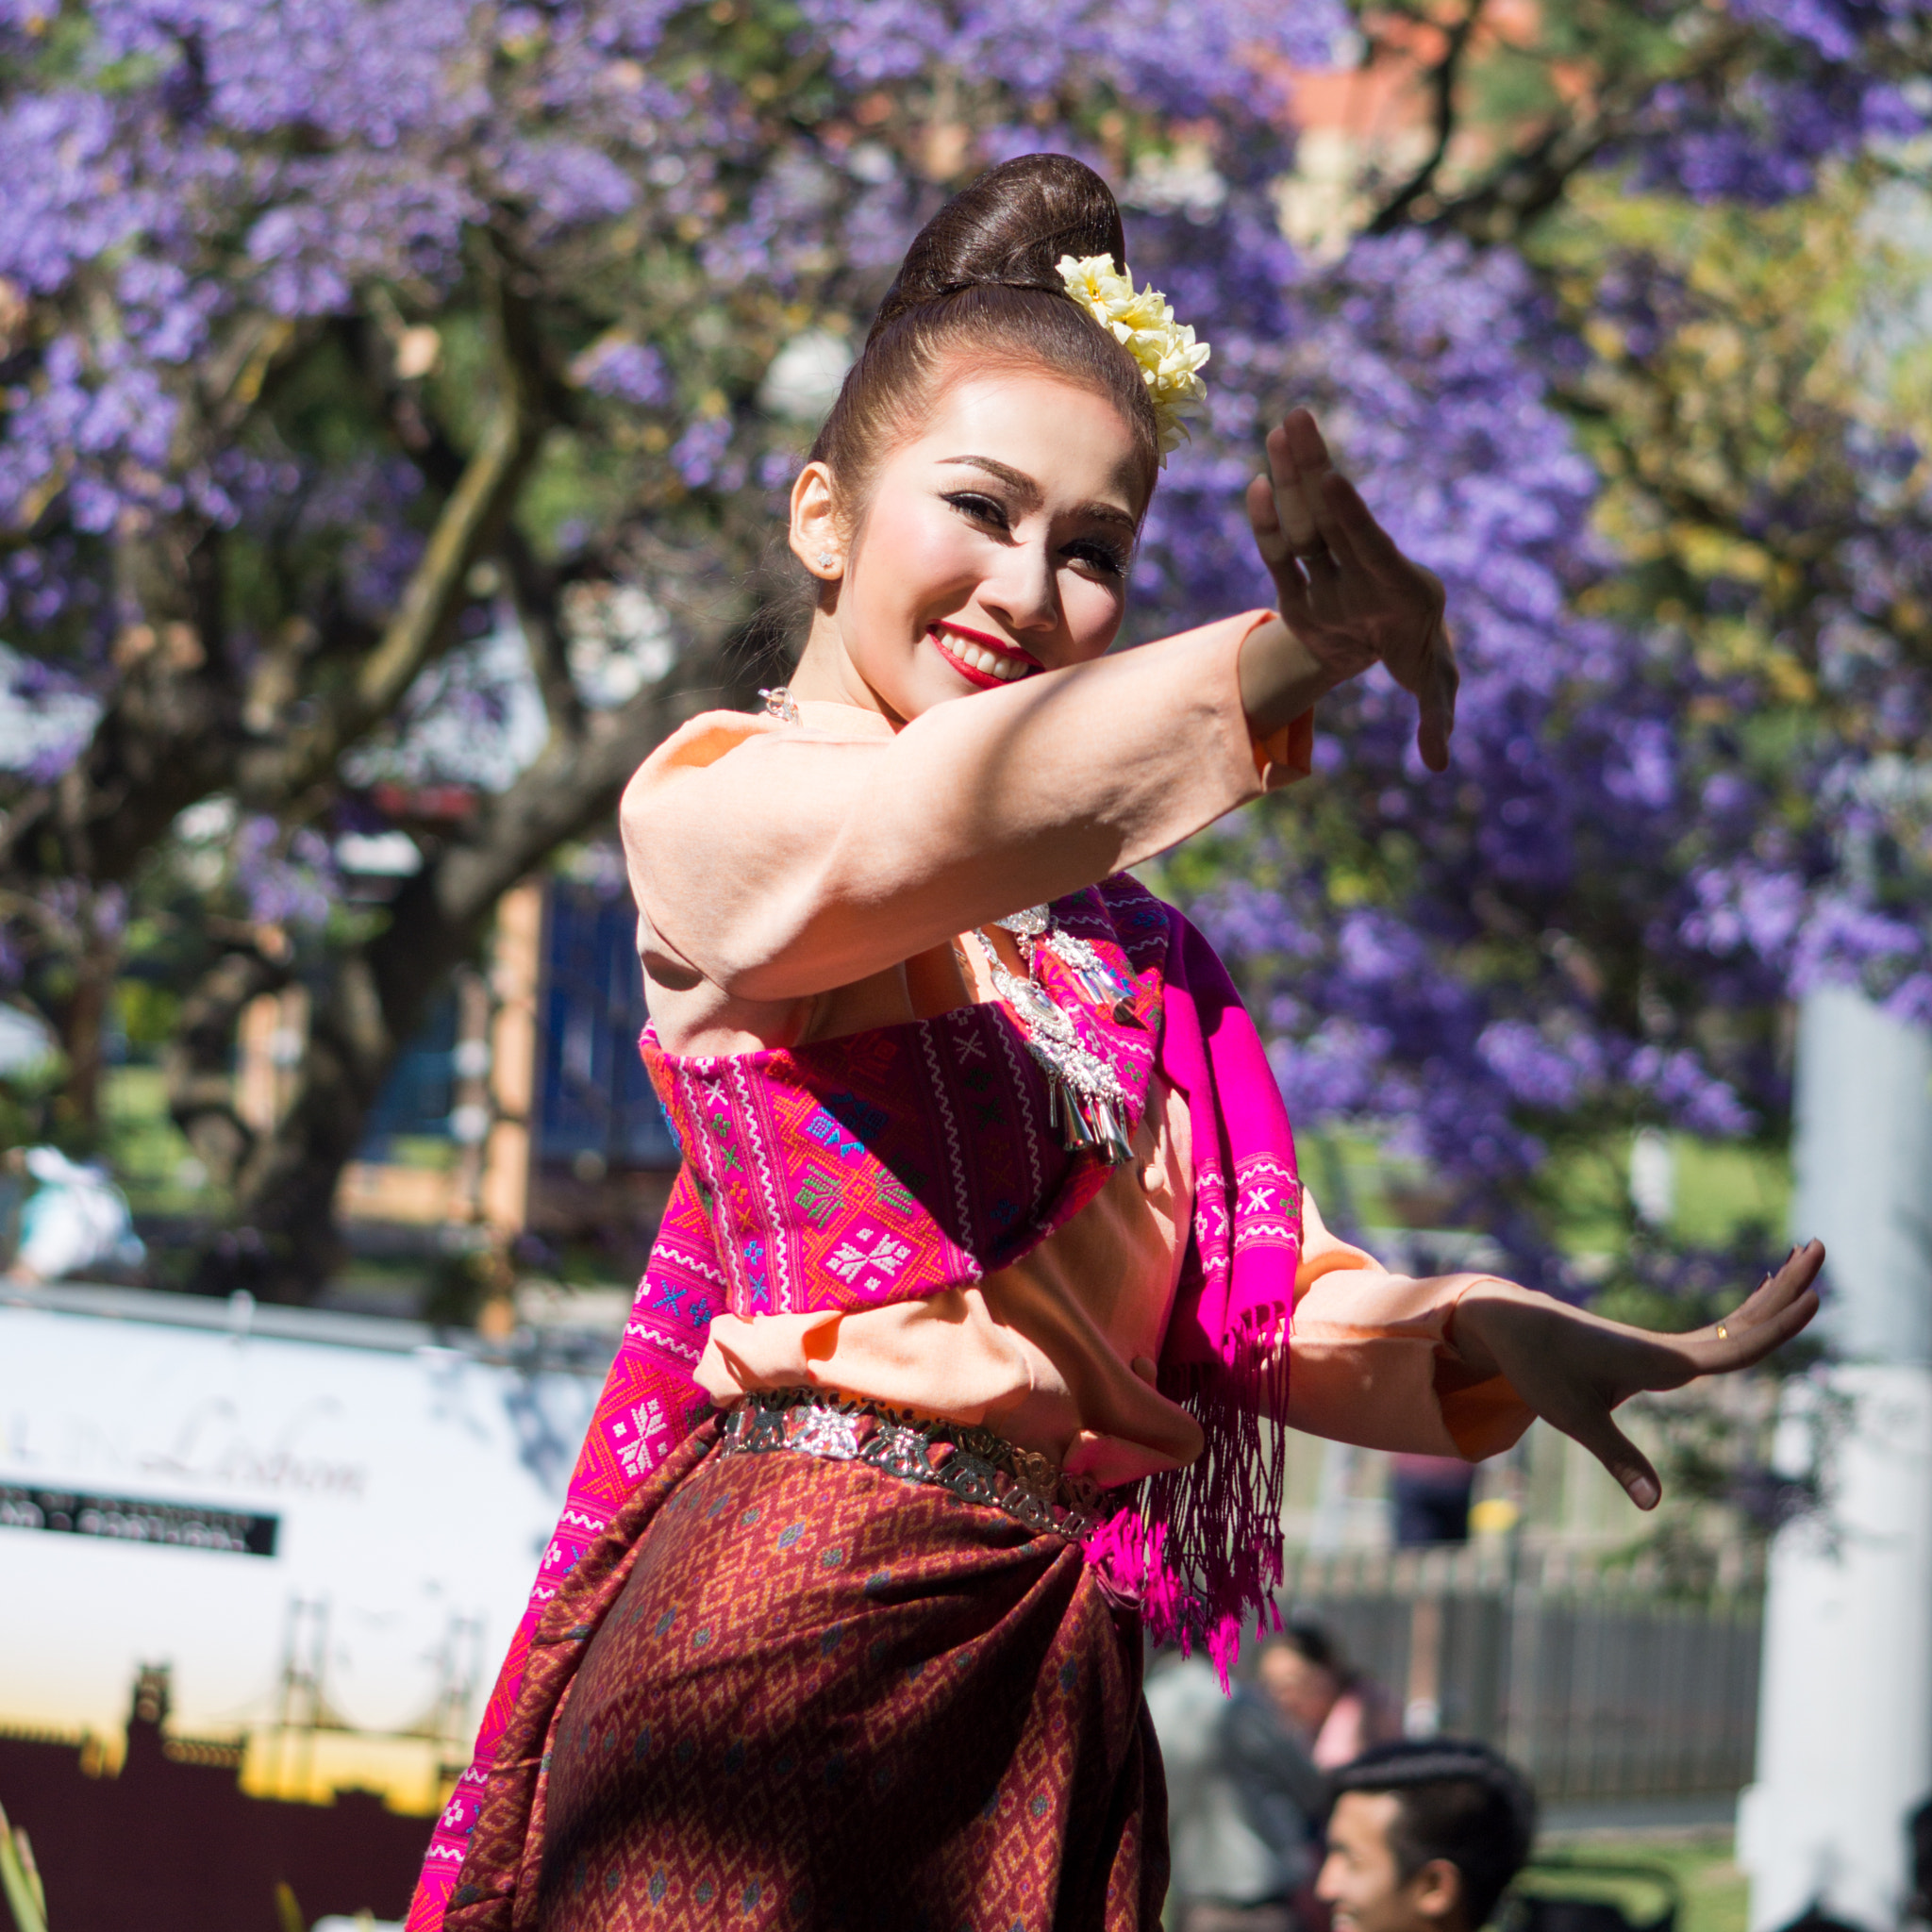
left=1448, top=1240, right=1824, bottom=1509
left=1246, top=408, right=1457, bottom=772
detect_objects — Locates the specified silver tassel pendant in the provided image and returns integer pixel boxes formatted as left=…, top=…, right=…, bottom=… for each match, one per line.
left=1036, top=1053, right=1135, bottom=1164
left=997, top=907, right=1135, bottom=1013
left=1035, top=924, right=1132, bottom=1008
left=982, top=924, right=1136, bottom=1167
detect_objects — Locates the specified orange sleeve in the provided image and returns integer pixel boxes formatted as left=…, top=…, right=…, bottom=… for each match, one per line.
left=1253, top=709, right=1315, bottom=789
left=1280, top=1190, right=1533, bottom=1460
left=622, top=610, right=1299, bottom=1001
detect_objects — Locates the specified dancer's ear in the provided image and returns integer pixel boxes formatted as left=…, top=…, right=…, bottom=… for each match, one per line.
left=790, top=462, right=845, bottom=580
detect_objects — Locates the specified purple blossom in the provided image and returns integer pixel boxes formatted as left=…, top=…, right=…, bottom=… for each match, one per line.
left=670, top=415, right=735, bottom=490
left=234, top=816, right=340, bottom=929
left=497, top=140, right=638, bottom=230
left=0, top=0, right=1921, bottom=1295
left=1479, top=1021, right=1608, bottom=1111
left=575, top=338, right=670, bottom=407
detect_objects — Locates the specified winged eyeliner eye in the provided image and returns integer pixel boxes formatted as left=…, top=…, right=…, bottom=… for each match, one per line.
left=943, top=490, right=1008, bottom=528
left=944, top=491, right=1126, bottom=576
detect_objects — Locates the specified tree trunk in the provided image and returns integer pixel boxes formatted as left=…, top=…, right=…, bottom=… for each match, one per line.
left=164, top=943, right=294, bottom=1185
left=50, top=892, right=125, bottom=1143
left=202, top=949, right=398, bottom=1301
left=192, top=643, right=756, bottom=1303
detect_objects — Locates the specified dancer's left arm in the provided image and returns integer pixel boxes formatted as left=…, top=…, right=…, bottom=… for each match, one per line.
left=1444, top=1241, right=1821, bottom=1507
left=1282, top=1200, right=1822, bottom=1509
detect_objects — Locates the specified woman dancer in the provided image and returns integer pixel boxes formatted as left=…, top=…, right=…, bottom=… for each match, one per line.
left=412, top=154, right=1819, bottom=1932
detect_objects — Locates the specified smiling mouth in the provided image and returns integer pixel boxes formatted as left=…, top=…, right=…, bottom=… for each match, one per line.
left=927, top=625, right=1041, bottom=688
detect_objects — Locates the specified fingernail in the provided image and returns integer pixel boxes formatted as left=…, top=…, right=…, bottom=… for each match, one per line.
left=1631, top=1478, right=1659, bottom=1509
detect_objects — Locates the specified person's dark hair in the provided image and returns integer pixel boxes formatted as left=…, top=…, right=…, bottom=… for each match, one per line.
left=1909, top=1795, right=1932, bottom=1920
left=1772, top=1909, right=1868, bottom=1932
left=1330, top=1739, right=1538, bottom=1931
left=1275, top=1612, right=1355, bottom=1684
left=808, top=153, right=1162, bottom=535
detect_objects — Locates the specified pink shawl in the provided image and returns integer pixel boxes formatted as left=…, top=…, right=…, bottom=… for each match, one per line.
left=407, top=875, right=1298, bottom=1930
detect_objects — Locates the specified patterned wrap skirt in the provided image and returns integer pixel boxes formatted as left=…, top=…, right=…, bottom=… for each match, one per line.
left=444, top=1414, right=1168, bottom=1931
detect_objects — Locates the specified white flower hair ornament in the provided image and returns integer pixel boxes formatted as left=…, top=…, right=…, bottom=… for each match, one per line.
left=1058, top=254, right=1210, bottom=460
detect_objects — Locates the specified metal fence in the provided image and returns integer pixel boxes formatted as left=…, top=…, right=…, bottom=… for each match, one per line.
left=1275, top=1542, right=1766, bottom=1803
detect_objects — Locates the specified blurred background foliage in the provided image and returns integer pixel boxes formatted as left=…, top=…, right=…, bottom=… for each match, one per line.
left=0, top=0, right=1927, bottom=1549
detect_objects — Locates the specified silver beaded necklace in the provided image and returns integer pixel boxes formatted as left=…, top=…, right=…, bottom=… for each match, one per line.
left=968, top=907, right=1137, bottom=1165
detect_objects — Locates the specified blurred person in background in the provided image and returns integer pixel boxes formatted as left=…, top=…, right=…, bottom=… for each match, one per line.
left=2, top=1145, right=145, bottom=1285
left=1147, top=1648, right=1327, bottom=1932
left=1263, top=1618, right=1403, bottom=1770
left=1391, top=1452, right=1476, bottom=1546
left=1318, top=1740, right=1536, bottom=1932
left=1907, top=1795, right=1931, bottom=1927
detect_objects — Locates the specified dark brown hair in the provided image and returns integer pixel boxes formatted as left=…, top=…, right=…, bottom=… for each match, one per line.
left=1329, top=1740, right=1538, bottom=1931
left=808, top=153, right=1162, bottom=531
left=1275, top=1612, right=1356, bottom=1684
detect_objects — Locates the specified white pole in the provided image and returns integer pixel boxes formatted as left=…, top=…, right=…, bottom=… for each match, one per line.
left=1739, top=985, right=1932, bottom=1932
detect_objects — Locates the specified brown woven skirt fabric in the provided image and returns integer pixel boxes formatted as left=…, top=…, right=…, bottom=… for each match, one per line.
left=444, top=1421, right=1166, bottom=1932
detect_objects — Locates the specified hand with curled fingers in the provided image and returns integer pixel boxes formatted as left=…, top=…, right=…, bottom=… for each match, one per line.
left=1245, top=407, right=1458, bottom=772
left=1445, top=1239, right=1824, bottom=1509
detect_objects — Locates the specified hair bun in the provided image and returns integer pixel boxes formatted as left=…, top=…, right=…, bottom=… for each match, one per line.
left=870, top=153, right=1127, bottom=341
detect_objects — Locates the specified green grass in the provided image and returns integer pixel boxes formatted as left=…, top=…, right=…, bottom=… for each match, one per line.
left=101, top=1064, right=215, bottom=1214
left=1528, top=1833, right=1747, bottom=1932
left=1300, top=1124, right=1790, bottom=1268
left=1669, top=1142, right=1790, bottom=1250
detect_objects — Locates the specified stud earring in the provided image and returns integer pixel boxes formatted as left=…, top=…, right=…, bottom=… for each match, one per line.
left=816, top=550, right=836, bottom=571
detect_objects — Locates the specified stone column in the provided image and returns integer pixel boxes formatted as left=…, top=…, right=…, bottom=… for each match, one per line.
left=1739, top=985, right=1932, bottom=1931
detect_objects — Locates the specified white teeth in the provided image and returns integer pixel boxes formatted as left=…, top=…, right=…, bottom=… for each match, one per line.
left=941, top=630, right=1027, bottom=679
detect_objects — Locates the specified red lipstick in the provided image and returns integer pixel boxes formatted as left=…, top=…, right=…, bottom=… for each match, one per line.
left=926, top=625, right=1043, bottom=691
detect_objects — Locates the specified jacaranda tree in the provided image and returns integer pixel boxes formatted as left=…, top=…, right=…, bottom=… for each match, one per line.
left=0, top=0, right=1925, bottom=1299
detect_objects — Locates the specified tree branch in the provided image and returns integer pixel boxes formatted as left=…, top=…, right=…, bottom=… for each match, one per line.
left=1402, top=19, right=1754, bottom=243
left=410, top=631, right=760, bottom=980
left=1366, top=0, right=1485, bottom=236
left=502, top=527, right=587, bottom=741
left=208, top=625, right=763, bottom=1299
left=240, top=233, right=551, bottom=805
left=2, top=231, right=553, bottom=888
left=164, top=941, right=294, bottom=1186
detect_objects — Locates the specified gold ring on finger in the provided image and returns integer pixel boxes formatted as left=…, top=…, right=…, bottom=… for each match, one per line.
left=1715, top=1324, right=1728, bottom=1340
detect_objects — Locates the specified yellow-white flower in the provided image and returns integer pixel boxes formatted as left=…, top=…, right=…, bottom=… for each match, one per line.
left=1058, top=253, right=1210, bottom=458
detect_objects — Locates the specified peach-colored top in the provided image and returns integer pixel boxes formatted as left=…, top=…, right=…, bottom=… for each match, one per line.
left=620, top=613, right=1531, bottom=1485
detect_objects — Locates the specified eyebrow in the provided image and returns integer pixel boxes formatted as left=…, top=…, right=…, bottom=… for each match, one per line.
left=939, top=455, right=1140, bottom=535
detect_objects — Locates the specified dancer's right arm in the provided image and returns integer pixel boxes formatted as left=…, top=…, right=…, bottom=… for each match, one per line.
left=623, top=609, right=1328, bottom=1005
left=624, top=407, right=1452, bottom=1014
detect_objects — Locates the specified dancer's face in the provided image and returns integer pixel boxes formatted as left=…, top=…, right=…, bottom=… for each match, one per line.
left=789, top=368, right=1144, bottom=722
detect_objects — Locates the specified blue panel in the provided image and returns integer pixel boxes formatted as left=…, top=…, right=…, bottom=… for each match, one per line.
left=536, top=884, right=678, bottom=1170
left=359, top=991, right=458, bottom=1158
